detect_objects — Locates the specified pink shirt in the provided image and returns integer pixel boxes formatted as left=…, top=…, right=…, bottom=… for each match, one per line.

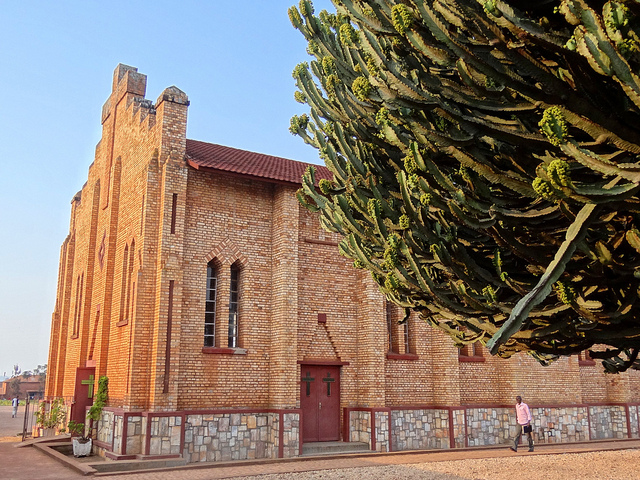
left=516, top=402, right=531, bottom=425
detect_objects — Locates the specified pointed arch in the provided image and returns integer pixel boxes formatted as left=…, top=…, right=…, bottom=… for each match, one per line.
left=202, top=238, right=248, bottom=351
left=203, top=237, right=248, bottom=268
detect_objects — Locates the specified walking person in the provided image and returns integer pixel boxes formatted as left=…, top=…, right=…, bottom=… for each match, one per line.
left=509, top=395, right=534, bottom=452
left=11, top=395, right=19, bottom=418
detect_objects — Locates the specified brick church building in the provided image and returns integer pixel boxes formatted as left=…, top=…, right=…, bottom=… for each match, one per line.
left=46, top=65, right=640, bottom=462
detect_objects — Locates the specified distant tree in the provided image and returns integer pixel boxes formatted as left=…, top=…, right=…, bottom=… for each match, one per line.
left=291, top=0, right=640, bottom=372
left=8, top=376, right=21, bottom=398
left=21, top=371, right=32, bottom=380
left=33, top=364, right=47, bottom=397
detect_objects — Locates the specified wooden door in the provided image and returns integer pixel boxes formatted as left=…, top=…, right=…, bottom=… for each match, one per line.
left=70, top=367, right=95, bottom=424
left=300, top=365, right=340, bottom=442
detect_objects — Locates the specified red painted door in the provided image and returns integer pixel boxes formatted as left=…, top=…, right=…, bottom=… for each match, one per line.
left=70, top=367, right=95, bottom=424
left=300, top=365, right=340, bottom=442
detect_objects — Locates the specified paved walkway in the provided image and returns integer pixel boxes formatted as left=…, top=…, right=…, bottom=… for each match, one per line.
left=0, top=404, right=31, bottom=439
left=2, top=406, right=640, bottom=480
left=1, top=434, right=639, bottom=480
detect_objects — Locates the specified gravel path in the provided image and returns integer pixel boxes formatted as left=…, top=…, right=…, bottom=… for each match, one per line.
left=231, top=449, right=640, bottom=480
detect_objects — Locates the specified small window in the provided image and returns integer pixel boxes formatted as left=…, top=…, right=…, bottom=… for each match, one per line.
left=459, top=342, right=483, bottom=358
left=458, top=328, right=485, bottom=362
left=403, top=320, right=410, bottom=354
left=204, top=261, right=217, bottom=347
left=386, top=301, right=418, bottom=360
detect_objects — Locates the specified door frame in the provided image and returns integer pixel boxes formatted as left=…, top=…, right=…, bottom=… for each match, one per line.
left=298, top=360, right=348, bottom=443
left=70, top=366, right=96, bottom=424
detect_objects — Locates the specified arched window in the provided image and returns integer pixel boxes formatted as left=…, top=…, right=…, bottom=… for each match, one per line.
left=204, top=260, right=217, bottom=347
left=458, top=328, right=484, bottom=361
left=228, top=263, right=240, bottom=348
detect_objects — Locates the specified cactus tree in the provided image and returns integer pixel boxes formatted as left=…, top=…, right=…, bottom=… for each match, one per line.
left=290, top=0, right=640, bottom=373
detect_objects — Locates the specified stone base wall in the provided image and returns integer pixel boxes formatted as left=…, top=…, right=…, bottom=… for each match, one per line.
left=531, top=406, right=589, bottom=443
left=347, top=409, right=390, bottom=452
left=97, top=410, right=115, bottom=446
left=94, top=403, right=640, bottom=461
left=629, top=406, right=639, bottom=438
left=391, top=409, right=450, bottom=450
left=183, top=412, right=278, bottom=463
left=349, top=410, right=371, bottom=445
left=112, top=414, right=124, bottom=453
left=126, top=415, right=144, bottom=454
left=466, top=407, right=511, bottom=447
left=451, top=408, right=465, bottom=448
left=149, top=415, right=183, bottom=456
left=281, top=413, right=301, bottom=458
left=590, top=405, right=627, bottom=440
left=374, top=411, right=390, bottom=452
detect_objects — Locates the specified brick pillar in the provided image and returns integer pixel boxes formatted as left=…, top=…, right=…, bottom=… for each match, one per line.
left=148, top=153, right=188, bottom=411
left=355, top=272, right=386, bottom=407
left=147, top=90, right=189, bottom=411
left=126, top=151, right=160, bottom=410
left=95, top=158, right=122, bottom=383
left=268, top=187, right=299, bottom=409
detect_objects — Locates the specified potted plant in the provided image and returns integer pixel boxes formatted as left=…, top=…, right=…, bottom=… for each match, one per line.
left=35, top=398, right=66, bottom=437
left=68, top=421, right=92, bottom=457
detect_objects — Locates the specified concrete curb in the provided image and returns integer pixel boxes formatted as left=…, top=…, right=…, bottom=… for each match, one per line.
left=33, top=440, right=98, bottom=476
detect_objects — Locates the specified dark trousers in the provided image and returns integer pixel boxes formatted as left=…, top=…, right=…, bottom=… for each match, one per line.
left=515, top=425, right=533, bottom=450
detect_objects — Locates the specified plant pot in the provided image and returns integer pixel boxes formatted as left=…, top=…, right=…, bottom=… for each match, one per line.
left=41, top=427, right=56, bottom=438
left=72, top=437, right=92, bottom=457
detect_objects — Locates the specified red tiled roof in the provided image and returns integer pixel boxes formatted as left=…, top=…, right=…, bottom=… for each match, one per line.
left=185, top=139, right=332, bottom=185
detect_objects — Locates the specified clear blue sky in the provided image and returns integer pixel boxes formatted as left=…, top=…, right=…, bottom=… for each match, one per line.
left=0, top=0, right=333, bottom=378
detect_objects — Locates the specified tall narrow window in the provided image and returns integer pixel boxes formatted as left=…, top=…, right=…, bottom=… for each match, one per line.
left=170, top=193, right=178, bottom=234
left=72, top=273, right=84, bottom=338
left=119, top=244, right=129, bottom=324
left=403, top=320, right=410, bottom=354
left=72, top=275, right=80, bottom=337
left=204, top=260, right=217, bottom=347
left=228, top=263, right=240, bottom=348
left=386, top=301, right=395, bottom=353
left=78, top=273, right=84, bottom=334
left=124, top=241, right=135, bottom=322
